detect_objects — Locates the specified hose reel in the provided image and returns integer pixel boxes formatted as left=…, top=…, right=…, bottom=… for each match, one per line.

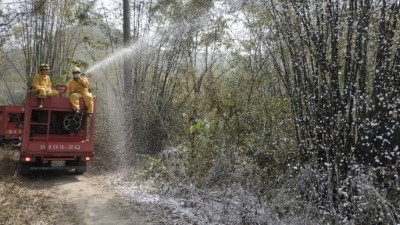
left=63, top=114, right=83, bottom=132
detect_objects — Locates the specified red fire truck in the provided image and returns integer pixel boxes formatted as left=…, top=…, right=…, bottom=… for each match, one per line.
left=18, top=84, right=96, bottom=174
left=0, top=105, right=24, bottom=145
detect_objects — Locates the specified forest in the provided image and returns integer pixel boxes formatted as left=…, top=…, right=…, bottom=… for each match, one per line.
left=0, top=0, right=399, bottom=224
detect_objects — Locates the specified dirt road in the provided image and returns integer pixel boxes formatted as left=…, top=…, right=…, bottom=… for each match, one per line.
left=39, top=173, right=146, bottom=225
left=0, top=146, right=150, bottom=225
left=0, top=148, right=197, bottom=225
left=58, top=175, right=143, bottom=225
left=0, top=172, right=147, bottom=225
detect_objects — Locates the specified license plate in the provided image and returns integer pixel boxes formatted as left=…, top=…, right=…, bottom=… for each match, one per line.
left=51, top=161, right=65, bottom=167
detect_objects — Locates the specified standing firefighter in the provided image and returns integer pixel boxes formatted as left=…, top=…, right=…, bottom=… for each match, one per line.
left=31, top=63, right=59, bottom=108
left=67, top=67, right=93, bottom=117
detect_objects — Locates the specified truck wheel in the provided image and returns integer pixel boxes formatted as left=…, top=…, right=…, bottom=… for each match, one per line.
left=18, top=162, right=31, bottom=175
left=75, top=160, right=87, bottom=175
left=75, top=169, right=85, bottom=175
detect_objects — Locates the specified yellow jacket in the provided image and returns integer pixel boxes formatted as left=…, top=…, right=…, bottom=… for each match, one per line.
left=32, top=74, right=52, bottom=91
left=67, top=77, right=90, bottom=95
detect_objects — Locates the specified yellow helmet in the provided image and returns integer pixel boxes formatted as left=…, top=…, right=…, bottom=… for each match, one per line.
left=72, top=67, right=81, bottom=73
left=39, top=63, right=50, bottom=70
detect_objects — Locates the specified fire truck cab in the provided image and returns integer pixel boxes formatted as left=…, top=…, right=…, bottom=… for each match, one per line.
left=0, top=105, right=24, bottom=145
left=19, top=84, right=96, bottom=174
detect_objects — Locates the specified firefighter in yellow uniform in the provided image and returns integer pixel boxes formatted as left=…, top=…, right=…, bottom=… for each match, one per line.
left=31, top=63, right=59, bottom=108
left=66, top=67, right=93, bottom=117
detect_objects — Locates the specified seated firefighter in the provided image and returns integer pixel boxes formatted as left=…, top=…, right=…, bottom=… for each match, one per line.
left=66, top=67, right=93, bottom=117
left=31, top=63, right=59, bottom=108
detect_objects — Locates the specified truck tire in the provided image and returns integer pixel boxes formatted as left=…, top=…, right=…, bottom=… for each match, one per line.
left=18, top=162, right=32, bottom=175
left=74, top=160, right=87, bottom=175
left=74, top=169, right=85, bottom=175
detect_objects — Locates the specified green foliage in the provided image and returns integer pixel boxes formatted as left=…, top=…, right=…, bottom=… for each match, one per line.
left=68, top=59, right=89, bottom=70
left=151, top=0, right=184, bottom=21
left=171, top=62, right=296, bottom=184
left=152, top=0, right=214, bottom=22
left=75, top=1, right=97, bottom=26
left=134, top=154, right=169, bottom=180
left=51, top=75, right=68, bottom=85
left=189, top=118, right=209, bottom=134
left=82, top=36, right=110, bottom=51
left=186, top=119, right=217, bottom=181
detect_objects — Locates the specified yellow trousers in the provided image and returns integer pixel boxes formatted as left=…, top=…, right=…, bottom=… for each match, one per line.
left=69, top=92, right=94, bottom=113
left=32, top=88, right=59, bottom=99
